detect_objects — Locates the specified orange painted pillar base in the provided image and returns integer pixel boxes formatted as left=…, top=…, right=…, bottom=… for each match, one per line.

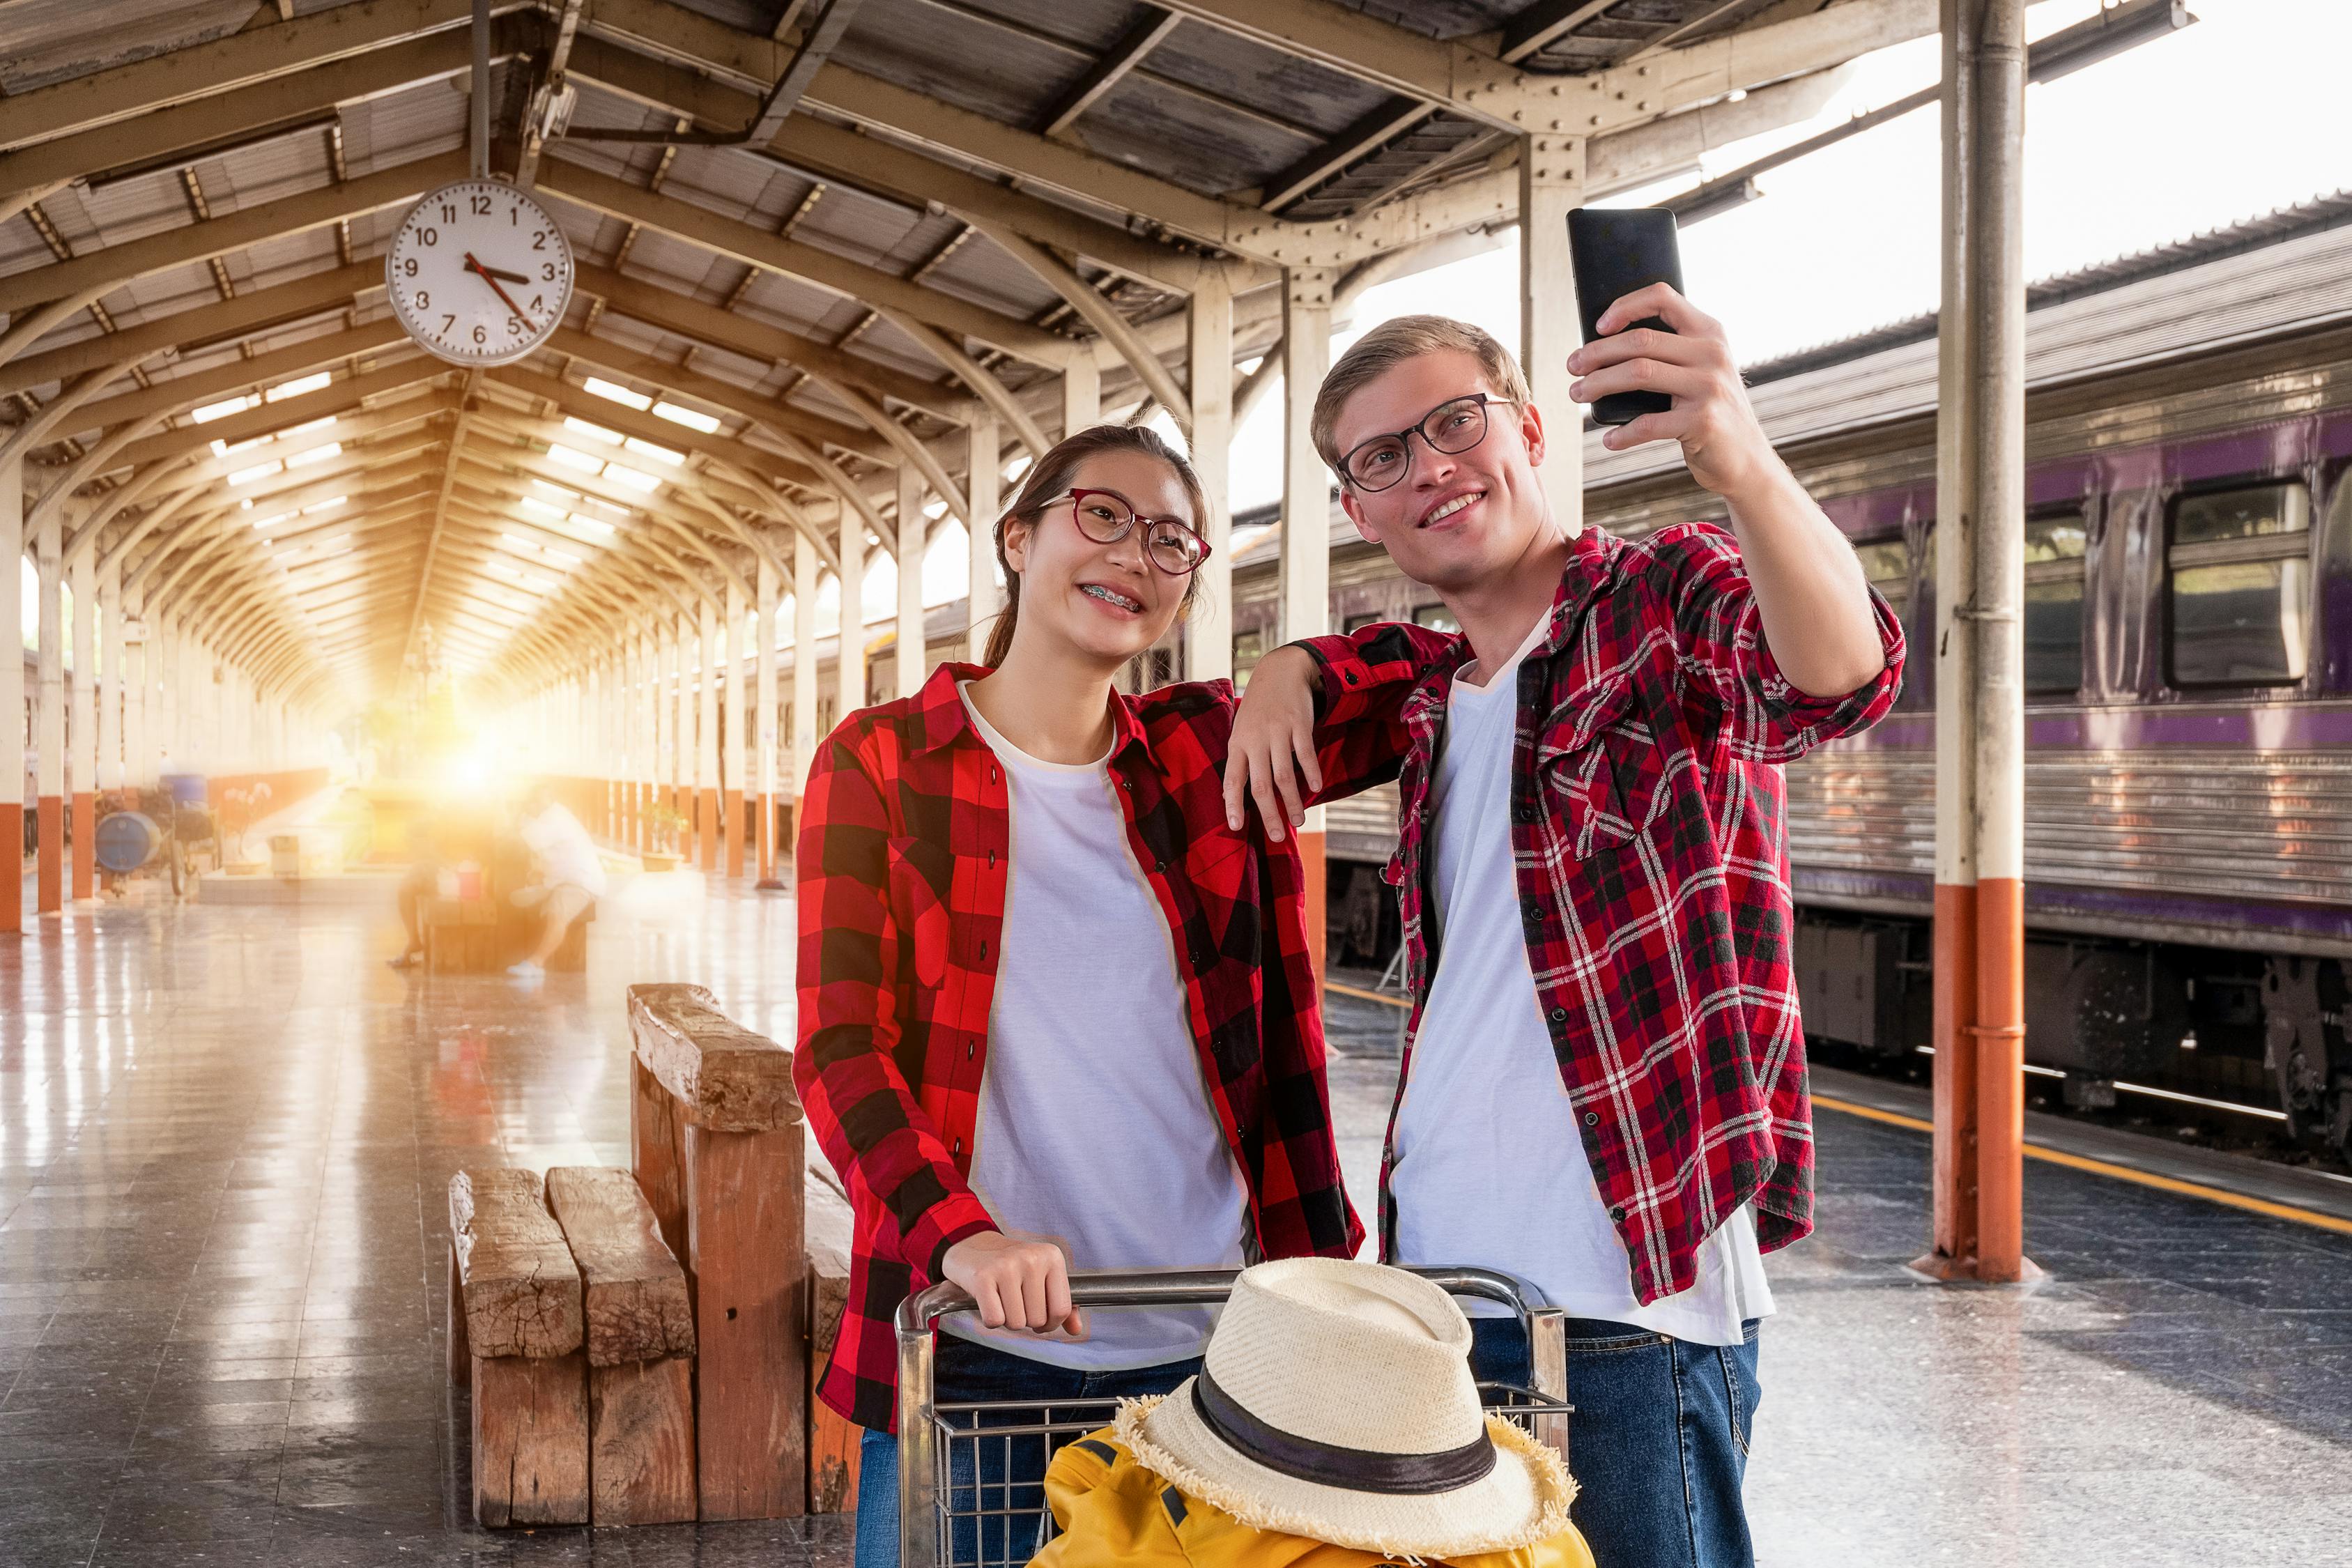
left=1298, top=828, right=1327, bottom=990
left=70, top=793, right=94, bottom=902
left=698, top=787, right=719, bottom=872
left=755, top=792, right=776, bottom=884
left=723, top=788, right=744, bottom=878
left=36, top=796, right=62, bottom=914
left=1, top=804, right=21, bottom=933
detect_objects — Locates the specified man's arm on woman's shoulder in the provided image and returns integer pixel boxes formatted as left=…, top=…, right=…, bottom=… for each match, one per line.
left=1222, top=620, right=1456, bottom=842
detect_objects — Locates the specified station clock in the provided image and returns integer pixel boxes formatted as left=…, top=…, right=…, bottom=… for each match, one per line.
left=385, top=178, right=575, bottom=366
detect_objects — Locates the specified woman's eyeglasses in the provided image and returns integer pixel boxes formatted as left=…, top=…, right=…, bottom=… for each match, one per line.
left=1043, top=487, right=1210, bottom=576
left=1336, top=393, right=1514, bottom=492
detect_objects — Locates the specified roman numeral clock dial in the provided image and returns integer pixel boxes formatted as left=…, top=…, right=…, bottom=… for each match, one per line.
left=385, top=179, right=575, bottom=366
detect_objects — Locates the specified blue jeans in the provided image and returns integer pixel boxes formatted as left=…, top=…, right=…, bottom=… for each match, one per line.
left=854, top=1335, right=1201, bottom=1568
left=1473, top=1316, right=1763, bottom=1568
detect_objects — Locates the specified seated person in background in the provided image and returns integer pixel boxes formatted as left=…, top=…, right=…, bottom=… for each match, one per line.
left=388, top=817, right=445, bottom=970
left=507, top=783, right=606, bottom=978
left=1033, top=1257, right=1591, bottom=1568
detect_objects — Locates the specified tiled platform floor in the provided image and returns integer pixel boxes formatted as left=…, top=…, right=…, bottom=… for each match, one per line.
left=6, top=868, right=2349, bottom=1565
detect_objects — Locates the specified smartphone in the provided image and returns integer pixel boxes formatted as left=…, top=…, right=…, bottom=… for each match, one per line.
left=1565, top=207, right=1685, bottom=426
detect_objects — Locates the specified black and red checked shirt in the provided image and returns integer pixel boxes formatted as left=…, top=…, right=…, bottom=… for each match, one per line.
left=1299, top=521, right=1905, bottom=1307
left=794, top=661, right=1364, bottom=1431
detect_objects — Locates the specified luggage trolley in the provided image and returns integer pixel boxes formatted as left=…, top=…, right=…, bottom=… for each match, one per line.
left=894, top=1266, right=1571, bottom=1568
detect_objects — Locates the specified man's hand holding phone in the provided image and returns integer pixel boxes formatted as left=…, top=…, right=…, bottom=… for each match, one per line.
left=941, top=1229, right=1088, bottom=1338
left=1570, top=282, right=1785, bottom=506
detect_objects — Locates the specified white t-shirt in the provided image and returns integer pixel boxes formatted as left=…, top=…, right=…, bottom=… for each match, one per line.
left=521, top=801, right=607, bottom=898
left=1388, top=625, right=1773, bottom=1346
left=950, top=687, right=1248, bottom=1369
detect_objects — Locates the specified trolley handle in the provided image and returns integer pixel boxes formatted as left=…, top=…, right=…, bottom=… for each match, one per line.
left=893, top=1263, right=1540, bottom=1339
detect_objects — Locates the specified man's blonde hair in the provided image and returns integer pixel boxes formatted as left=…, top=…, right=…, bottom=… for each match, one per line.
left=1312, top=314, right=1532, bottom=475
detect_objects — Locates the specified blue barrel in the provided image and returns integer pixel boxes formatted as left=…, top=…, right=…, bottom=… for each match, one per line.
left=161, top=772, right=208, bottom=806
left=94, top=811, right=163, bottom=874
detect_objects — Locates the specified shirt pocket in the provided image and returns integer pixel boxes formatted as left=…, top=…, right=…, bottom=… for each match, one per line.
left=884, top=835, right=952, bottom=990
left=1533, top=674, right=1673, bottom=859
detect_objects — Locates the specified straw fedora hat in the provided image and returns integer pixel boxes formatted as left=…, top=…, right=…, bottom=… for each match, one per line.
left=1114, top=1258, right=1576, bottom=1558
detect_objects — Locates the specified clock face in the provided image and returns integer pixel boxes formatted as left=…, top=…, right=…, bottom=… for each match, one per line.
left=385, top=179, right=575, bottom=366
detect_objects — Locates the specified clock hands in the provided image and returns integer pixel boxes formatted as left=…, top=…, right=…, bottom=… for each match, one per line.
left=463, top=252, right=535, bottom=332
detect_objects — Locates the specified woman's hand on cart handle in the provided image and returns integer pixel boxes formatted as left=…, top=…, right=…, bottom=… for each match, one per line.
left=1225, top=645, right=1324, bottom=840
left=942, top=1231, right=1086, bottom=1336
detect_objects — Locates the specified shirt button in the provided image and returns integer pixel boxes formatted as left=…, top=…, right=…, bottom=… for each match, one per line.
left=1190, top=947, right=1208, bottom=971
left=989, top=765, right=999, bottom=785
left=1608, top=1206, right=1626, bottom=1223
left=1154, top=858, right=1168, bottom=873
left=1549, top=1007, right=1567, bottom=1023
left=1344, top=670, right=1360, bottom=686
left=987, top=850, right=997, bottom=868
left=1583, top=1111, right=1599, bottom=1126
left=978, top=939, right=989, bottom=960
left=1514, top=803, right=1537, bottom=824
left=1522, top=898, right=1545, bottom=924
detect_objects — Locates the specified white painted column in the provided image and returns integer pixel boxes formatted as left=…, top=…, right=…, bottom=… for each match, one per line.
left=98, top=571, right=122, bottom=797
left=896, top=466, right=927, bottom=698
left=723, top=578, right=746, bottom=876
left=696, top=599, right=719, bottom=869
left=1, top=454, right=22, bottom=933
left=1278, top=268, right=1334, bottom=652
left=1063, top=355, right=1101, bottom=439
left=966, top=413, right=1001, bottom=662
left=838, top=514, right=866, bottom=720
left=755, top=551, right=779, bottom=882
left=123, top=596, right=146, bottom=797
left=1187, top=268, right=1235, bottom=682
left=34, top=512, right=63, bottom=914
left=1520, top=134, right=1588, bottom=532
left=792, top=523, right=820, bottom=804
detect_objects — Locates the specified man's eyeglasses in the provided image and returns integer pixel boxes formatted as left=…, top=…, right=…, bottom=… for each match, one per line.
left=1038, top=488, right=1210, bottom=576
left=1335, top=393, right=1516, bottom=493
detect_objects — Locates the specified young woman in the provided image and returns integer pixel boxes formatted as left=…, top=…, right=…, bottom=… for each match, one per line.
left=792, top=426, right=1364, bottom=1567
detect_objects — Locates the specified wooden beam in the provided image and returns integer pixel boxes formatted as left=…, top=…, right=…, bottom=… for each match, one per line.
left=1037, top=8, right=1182, bottom=137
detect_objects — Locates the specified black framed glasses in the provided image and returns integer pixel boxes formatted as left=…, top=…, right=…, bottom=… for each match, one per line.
left=1336, top=393, right=1515, bottom=493
left=1043, top=487, right=1210, bottom=576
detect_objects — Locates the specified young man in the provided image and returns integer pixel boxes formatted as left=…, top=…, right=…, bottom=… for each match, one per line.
left=1224, top=290, right=1905, bottom=1568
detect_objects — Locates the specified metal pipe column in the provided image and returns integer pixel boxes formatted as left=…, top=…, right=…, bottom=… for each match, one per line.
left=1, top=454, right=22, bottom=934
left=34, top=512, right=63, bottom=914
left=68, top=550, right=95, bottom=901
left=1921, top=0, right=2034, bottom=1285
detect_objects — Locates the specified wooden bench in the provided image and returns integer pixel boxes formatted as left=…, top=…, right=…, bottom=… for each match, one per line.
left=806, top=1169, right=859, bottom=1516
left=425, top=896, right=499, bottom=973
left=448, top=1169, right=588, bottom=1528
left=546, top=1166, right=697, bottom=1525
left=546, top=898, right=596, bottom=971
left=628, top=983, right=807, bottom=1521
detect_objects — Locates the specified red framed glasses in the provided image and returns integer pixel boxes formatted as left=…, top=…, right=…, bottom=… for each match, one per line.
left=1044, top=487, right=1210, bottom=576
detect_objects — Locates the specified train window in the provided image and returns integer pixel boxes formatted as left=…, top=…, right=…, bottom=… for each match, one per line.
left=1854, top=537, right=1909, bottom=620
left=1412, top=603, right=1460, bottom=633
left=2167, top=482, right=2312, bottom=687
left=2024, top=512, right=2087, bottom=693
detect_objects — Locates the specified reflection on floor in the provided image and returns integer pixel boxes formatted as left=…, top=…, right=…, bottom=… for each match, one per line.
left=4, top=875, right=2349, bottom=1565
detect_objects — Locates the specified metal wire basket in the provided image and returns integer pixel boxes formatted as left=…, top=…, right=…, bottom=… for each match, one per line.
left=893, top=1266, right=1571, bottom=1568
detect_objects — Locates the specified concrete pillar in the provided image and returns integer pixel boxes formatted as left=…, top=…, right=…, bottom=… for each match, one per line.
left=69, top=551, right=94, bottom=901
left=654, top=625, right=673, bottom=852
left=1187, top=269, right=1235, bottom=684
left=755, top=551, right=781, bottom=886
left=791, top=524, right=820, bottom=814
left=723, top=580, right=746, bottom=877
left=638, top=630, right=657, bottom=854
left=98, top=574, right=122, bottom=798
left=123, top=601, right=146, bottom=799
left=35, top=512, right=62, bottom=914
left=1922, top=0, right=2033, bottom=1287
left=1520, top=134, right=1588, bottom=532
left=966, top=415, right=1002, bottom=662
left=1, top=454, right=21, bottom=935
left=697, top=599, right=720, bottom=872
left=1279, top=267, right=1334, bottom=982
left=896, top=466, right=927, bottom=700
left=673, top=613, right=693, bottom=857
left=1062, top=355, right=1100, bottom=439
left=837, top=516, right=866, bottom=722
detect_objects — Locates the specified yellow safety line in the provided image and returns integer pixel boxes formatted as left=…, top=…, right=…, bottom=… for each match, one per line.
left=1325, top=980, right=1412, bottom=1010
left=1811, top=1091, right=2352, bottom=1238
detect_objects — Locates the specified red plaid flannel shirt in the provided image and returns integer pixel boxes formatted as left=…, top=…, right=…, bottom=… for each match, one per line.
left=1300, top=522, right=1904, bottom=1305
left=794, top=662, right=1364, bottom=1431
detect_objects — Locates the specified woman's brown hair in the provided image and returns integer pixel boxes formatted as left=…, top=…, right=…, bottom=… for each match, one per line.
left=980, top=424, right=1208, bottom=668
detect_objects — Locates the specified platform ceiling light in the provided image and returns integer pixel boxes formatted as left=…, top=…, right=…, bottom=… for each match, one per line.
left=563, top=417, right=621, bottom=445
left=286, top=442, right=341, bottom=468
left=302, top=496, right=346, bottom=515
left=229, top=460, right=282, bottom=486
left=622, top=437, right=682, bottom=466
left=652, top=401, right=719, bottom=434
left=584, top=377, right=652, bottom=410
left=193, top=394, right=257, bottom=424
left=602, top=463, right=661, bottom=493
left=548, top=443, right=604, bottom=473
left=2031, top=0, right=2193, bottom=83
left=265, top=372, right=330, bottom=403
